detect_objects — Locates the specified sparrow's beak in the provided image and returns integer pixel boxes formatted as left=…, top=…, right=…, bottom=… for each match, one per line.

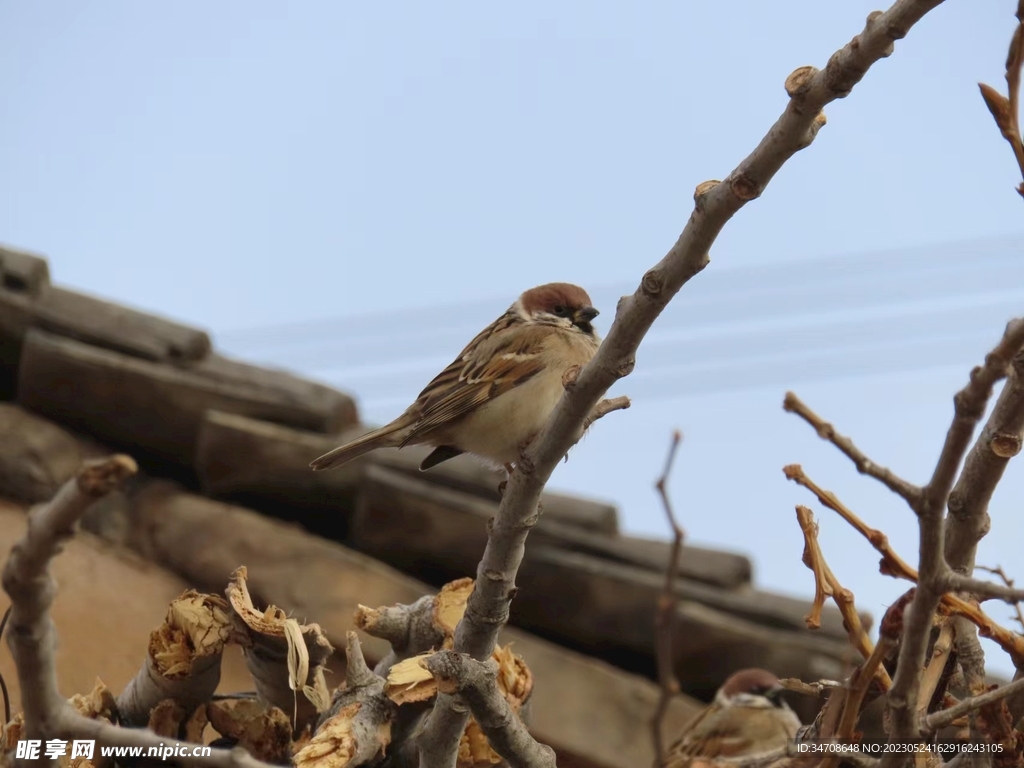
left=574, top=306, right=599, bottom=324
left=765, top=685, right=786, bottom=707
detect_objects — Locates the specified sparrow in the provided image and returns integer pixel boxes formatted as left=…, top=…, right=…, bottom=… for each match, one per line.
left=663, top=668, right=802, bottom=768
left=309, top=282, right=601, bottom=473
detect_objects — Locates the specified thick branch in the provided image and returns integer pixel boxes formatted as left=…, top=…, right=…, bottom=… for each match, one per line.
left=420, top=3, right=948, bottom=765
left=944, top=332, right=1024, bottom=694
left=945, top=340, right=1024, bottom=575
left=886, top=318, right=1024, bottom=754
left=420, top=651, right=555, bottom=768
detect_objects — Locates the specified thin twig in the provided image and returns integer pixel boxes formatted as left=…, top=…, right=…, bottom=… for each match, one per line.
left=0, top=604, right=10, bottom=726
left=823, top=635, right=895, bottom=768
left=785, top=466, right=917, bottom=582
left=923, top=676, right=1024, bottom=734
left=418, top=2, right=951, bottom=763
left=978, top=0, right=1024, bottom=198
left=784, top=465, right=1024, bottom=665
left=651, top=430, right=685, bottom=767
left=779, top=678, right=843, bottom=697
left=977, top=565, right=1024, bottom=630
left=794, top=505, right=888, bottom=686
left=784, top=392, right=922, bottom=505
left=916, top=621, right=955, bottom=721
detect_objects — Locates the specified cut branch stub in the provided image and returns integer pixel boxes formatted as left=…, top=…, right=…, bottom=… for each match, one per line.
left=117, top=590, right=236, bottom=727
left=226, top=567, right=333, bottom=730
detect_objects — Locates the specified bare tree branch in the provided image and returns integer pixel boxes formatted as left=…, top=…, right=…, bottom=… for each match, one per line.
left=784, top=392, right=922, bottom=505
left=976, top=565, right=1024, bottom=631
left=2, top=455, right=138, bottom=739
left=978, top=0, right=1024, bottom=198
left=923, top=677, right=1024, bottom=734
left=943, top=338, right=1024, bottom=700
left=794, top=505, right=891, bottom=687
left=651, top=430, right=685, bottom=766
left=885, top=319, right=1024, bottom=757
left=1, top=456, right=281, bottom=768
left=784, top=465, right=1024, bottom=663
left=784, top=465, right=918, bottom=583
left=420, top=651, right=555, bottom=768
left=825, top=632, right=895, bottom=768
left=419, top=2, right=950, bottom=764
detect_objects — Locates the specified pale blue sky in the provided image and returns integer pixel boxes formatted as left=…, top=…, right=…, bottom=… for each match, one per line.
left=3, top=2, right=1024, bottom=676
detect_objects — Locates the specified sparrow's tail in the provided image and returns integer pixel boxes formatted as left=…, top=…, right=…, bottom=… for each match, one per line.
left=309, top=423, right=406, bottom=471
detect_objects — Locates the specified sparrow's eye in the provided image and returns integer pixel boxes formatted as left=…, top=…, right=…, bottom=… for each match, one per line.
left=553, top=305, right=569, bottom=317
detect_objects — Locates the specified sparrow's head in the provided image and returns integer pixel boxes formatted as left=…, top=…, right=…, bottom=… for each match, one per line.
left=517, top=282, right=599, bottom=336
left=716, top=668, right=788, bottom=710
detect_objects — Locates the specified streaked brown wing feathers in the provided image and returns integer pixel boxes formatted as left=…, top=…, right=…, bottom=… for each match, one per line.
left=399, top=311, right=544, bottom=444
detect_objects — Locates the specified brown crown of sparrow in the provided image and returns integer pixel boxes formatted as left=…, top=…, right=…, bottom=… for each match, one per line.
left=310, top=282, right=600, bottom=474
left=663, top=668, right=802, bottom=768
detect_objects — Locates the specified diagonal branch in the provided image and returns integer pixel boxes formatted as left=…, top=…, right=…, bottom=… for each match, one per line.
left=418, top=1, right=951, bottom=764
left=784, top=465, right=918, bottom=582
left=784, top=391, right=922, bottom=506
left=976, top=565, right=1024, bottom=631
left=923, top=676, right=1024, bottom=734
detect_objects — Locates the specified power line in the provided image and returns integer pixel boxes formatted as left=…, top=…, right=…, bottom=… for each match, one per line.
left=217, top=233, right=1024, bottom=353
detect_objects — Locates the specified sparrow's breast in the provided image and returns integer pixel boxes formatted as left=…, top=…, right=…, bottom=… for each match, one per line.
left=450, top=364, right=571, bottom=466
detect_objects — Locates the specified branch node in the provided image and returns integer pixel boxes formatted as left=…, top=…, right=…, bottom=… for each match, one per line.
left=785, top=65, right=819, bottom=98
left=728, top=172, right=761, bottom=201
left=693, top=179, right=720, bottom=207
left=641, top=268, right=665, bottom=297
left=990, top=432, right=1022, bottom=458
left=616, top=358, right=636, bottom=378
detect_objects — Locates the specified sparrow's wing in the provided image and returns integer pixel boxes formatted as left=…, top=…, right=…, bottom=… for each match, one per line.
left=666, top=706, right=798, bottom=766
left=399, top=311, right=546, bottom=444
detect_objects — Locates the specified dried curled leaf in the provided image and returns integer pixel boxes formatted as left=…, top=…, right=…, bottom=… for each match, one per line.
left=226, top=566, right=334, bottom=707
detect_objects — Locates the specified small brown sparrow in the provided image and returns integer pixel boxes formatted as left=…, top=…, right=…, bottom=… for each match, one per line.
left=310, top=282, right=600, bottom=473
left=663, top=669, right=801, bottom=768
